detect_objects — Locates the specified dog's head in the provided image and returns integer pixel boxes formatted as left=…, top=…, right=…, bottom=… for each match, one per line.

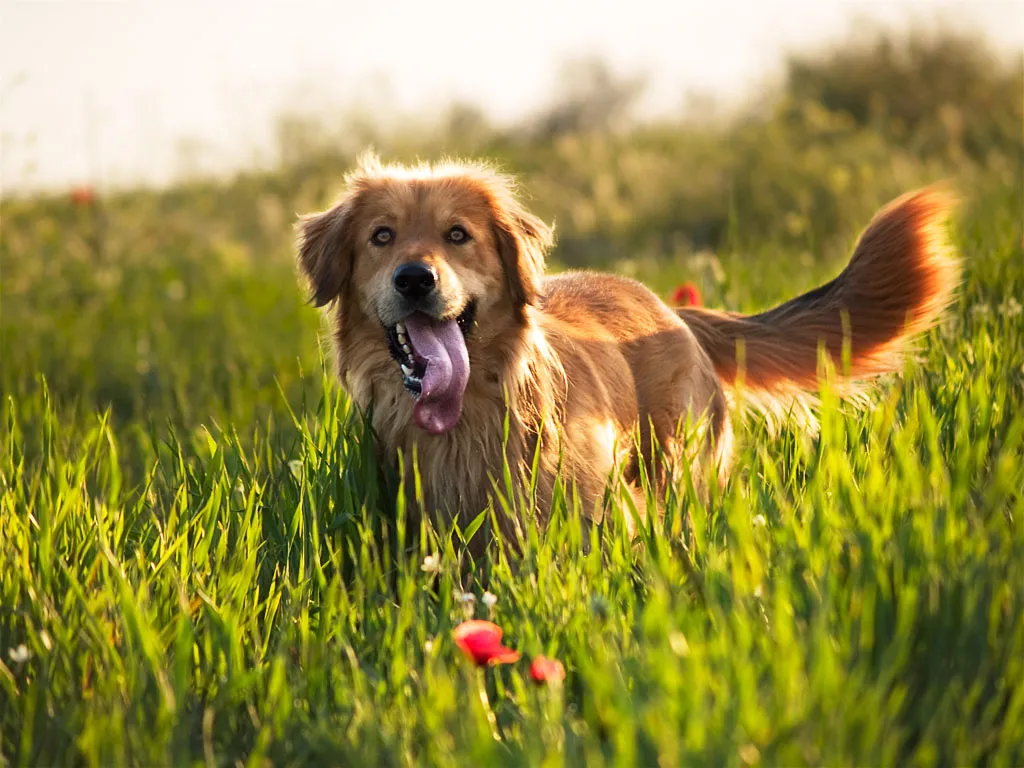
left=297, top=152, right=554, bottom=435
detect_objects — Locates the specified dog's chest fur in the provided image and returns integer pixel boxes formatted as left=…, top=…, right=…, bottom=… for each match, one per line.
left=338, top=321, right=560, bottom=528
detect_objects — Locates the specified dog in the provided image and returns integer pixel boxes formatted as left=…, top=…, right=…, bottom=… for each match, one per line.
left=296, top=153, right=958, bottom=543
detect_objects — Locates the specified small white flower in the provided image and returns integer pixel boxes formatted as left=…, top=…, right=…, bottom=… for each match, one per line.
left=971, top=303, right=992, bottom=317
left=752, top=514, right=767, bottom=528
left=454, top=590, right=477, bottom=617
left=669, top=631, right=690, bottom=657
left=482, top=591, right=497, bottom=610
left=739, top=743, right=761, bottom=765
left=424, top=640, right=434, bottom=654
left=8, top=644, right=29, bottom=664
left=287, top=459, right=303, bottom=479
left=998, top=297, right=1022, bottom=317
left=420, top=554, right=440, bottom=573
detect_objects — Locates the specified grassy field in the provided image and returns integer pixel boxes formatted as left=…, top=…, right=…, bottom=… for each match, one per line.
left=2, top=33, right=1024, bottom=765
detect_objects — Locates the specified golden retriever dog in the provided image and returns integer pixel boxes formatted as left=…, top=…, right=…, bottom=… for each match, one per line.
left=296, top=153, right=958, bottom=544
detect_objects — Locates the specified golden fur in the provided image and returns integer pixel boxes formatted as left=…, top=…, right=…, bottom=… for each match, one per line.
left=296, top=153, right=959, bottom=544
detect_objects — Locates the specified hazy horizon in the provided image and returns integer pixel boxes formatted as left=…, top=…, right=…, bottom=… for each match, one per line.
left=2, top=0, right=1022, bottom=194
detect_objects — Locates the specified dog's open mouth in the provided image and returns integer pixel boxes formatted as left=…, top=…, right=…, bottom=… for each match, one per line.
left=386, top=301, right=476, bottom=435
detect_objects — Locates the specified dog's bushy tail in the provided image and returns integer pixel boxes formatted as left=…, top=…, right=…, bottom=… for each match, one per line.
left=678, top=186, right=960, bottom=422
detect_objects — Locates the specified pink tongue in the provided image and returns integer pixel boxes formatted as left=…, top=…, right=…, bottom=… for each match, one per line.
left=403, top=314, right=470, bottom=435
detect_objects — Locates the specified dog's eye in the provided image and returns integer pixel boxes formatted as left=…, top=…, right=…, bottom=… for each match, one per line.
left=446, top=225, right=471, bottom=244
left=370, top=226, right=395, bottom=246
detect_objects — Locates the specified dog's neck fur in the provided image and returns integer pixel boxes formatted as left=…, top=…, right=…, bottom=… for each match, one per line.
left=331, top=302, right=565, bottom=534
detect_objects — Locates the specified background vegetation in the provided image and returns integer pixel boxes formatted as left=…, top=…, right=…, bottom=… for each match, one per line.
left=2, top=25, right=1022, bottom=766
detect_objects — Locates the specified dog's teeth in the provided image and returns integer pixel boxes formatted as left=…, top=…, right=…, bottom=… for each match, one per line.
left=397, top=332, right=408, bottom=344
left=396, top=322, right=406, bottom=334
left=402, top=344, right=412, bottom=355
left=401, top=363, right=414, bottom=377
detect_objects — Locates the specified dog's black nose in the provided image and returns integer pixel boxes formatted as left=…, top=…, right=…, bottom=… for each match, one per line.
left=392, top=262, right=437, bottom=299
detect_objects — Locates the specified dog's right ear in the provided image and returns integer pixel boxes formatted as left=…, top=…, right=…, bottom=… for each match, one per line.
left=296, top=199, right=356, bottom=307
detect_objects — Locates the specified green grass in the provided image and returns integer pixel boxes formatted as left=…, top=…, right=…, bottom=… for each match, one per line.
left=2, top=154, right=1023, bottom=765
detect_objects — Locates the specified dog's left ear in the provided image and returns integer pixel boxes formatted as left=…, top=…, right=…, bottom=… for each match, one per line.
left=492, top=197, right=554, bottom=308
left=295, top=198, right=357, bottom=308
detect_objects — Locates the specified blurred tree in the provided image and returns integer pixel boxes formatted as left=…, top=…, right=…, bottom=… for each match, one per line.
left=274, top=112, right=331, bottom=169
left=783, top=26, right=1022, bottom=164
left=530, top=57, right=647, bottom=139
left=174, top=136, right=210, bottom=182
left=441, top=101, right=494, bottom=152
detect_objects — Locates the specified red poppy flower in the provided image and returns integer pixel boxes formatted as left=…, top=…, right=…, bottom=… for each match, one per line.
left=453, top=620, right=521, bottom=666
left=529, top=655, right=565, bottom=685
left=671, top=282, right=702, bottom=307
left=70, top=185, right=96, bottom=206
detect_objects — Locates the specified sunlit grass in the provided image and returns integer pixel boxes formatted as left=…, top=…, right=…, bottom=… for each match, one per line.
left=1, top=150, right=1022, bottom=764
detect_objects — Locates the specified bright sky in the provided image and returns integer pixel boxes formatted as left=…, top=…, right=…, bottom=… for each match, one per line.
left=1, top=0, right=1021, bottom=193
